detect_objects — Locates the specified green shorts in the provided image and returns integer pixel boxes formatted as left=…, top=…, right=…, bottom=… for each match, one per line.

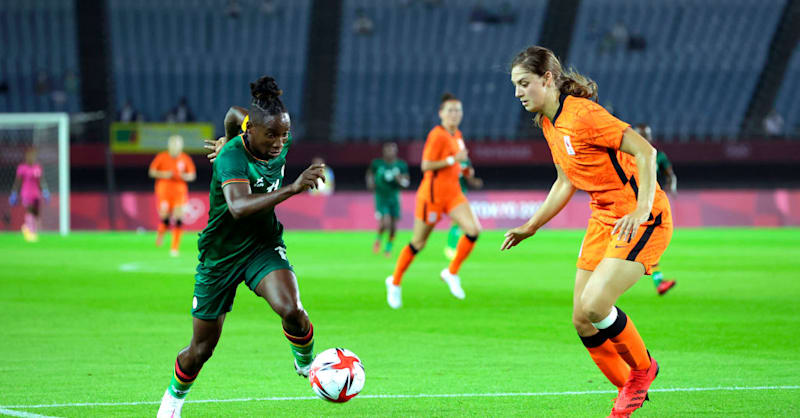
left=192, top=244, right=293, bottom=320
left=375, top=195, right=400, bottom=219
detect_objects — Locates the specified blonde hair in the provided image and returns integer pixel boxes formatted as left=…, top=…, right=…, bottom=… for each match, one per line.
left=511, top=46, right=598, bottom=125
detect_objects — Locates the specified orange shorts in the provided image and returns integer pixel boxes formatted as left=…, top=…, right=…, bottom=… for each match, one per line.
left=156, top=191, right=188, bottom=212
left=414, top=192, right=468, bottom=225
left=577, top=210, right=673, bottom=275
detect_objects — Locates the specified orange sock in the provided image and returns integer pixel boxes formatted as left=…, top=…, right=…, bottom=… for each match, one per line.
left=580, top=332, right=631, bottom=388
left=448, top=234, right=477, bottom=275
left=171, top=222, right=183, bottom=251
left=595, top=307, right=651, bottom=371
left=391, top=244, right=418, bottom=286
left=156, top=220, right=168, bottom=246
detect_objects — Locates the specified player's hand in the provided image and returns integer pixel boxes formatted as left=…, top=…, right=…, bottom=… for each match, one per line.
left=41, top=189, right=50, bottom=203
left=205, top=136, right=228, bottom=163
left=291, top=164, right=326, bottom=194
left=468, top=177, right=484, bottom=189
left=501, top=224, right=537, bottom=251
left=8, top=191, right=18, bottom=206
left=611, top=207, right=650, bottom=243
left=455, top=148, right=469, bottom=162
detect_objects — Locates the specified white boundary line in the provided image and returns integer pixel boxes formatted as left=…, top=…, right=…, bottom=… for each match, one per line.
left=1, top=385, right=797, bottom=410
left=0, top=408, right=59, bottom=418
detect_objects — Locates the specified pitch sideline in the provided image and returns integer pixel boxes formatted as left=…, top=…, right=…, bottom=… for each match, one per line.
left=1, top=385, right=798, bottom=411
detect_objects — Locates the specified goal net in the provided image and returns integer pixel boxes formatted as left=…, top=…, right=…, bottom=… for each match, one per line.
left=0, top=113, right=69, bottom=235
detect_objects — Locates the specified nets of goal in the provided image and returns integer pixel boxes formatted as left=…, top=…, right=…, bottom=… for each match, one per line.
left=0, top=113, right=69, bottom=235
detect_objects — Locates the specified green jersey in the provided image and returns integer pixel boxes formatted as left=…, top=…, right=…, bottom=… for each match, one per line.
left=370, top=158, right=408, bottom=199
left=656, top=150, right=671, bottom=187
left=459, top=159, right=473, bottom=193
left=197, top=134, right=292, bottom=274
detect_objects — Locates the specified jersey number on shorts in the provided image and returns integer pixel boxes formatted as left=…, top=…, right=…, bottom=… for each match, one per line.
left=275, top=246, right=287, bottom=260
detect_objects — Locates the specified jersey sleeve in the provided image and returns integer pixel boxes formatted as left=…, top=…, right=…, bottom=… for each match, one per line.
left=399, top=160, right=409, bottom=175
left=215, top=144, right=249, bottom=188
left=575, top=101, right=630, bottom=149
left=149, top=153, right=165, bottom=172
left=422, top=130, right=447, bottom=161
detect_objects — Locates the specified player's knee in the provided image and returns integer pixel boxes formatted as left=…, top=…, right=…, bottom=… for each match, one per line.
left=409, top=239, right=426, bottom=251
left=572, top=311, right=595, bottom=334
left=191, top=340, right=217, bottom=364
left=579, top=294, right=610, bottom=323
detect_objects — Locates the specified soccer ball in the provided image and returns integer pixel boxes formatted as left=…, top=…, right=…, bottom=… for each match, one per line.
left=308, top=348, right=365, bottom=403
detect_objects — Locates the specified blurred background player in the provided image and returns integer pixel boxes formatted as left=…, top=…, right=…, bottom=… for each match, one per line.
left=309, top=156, right=335, bottom=196
left=9, top=148, right=49, bottom=242
left=502, top=46, right=672, bottom=417
left=158, top=77, right=326, bottom=418
left=444, top=158, right=483, bottom=259
left=634, top=123, right=677, bottom=296
left=366, top=142, right=409, bottom=257
left=148, top=135, right=196, bottom=256
left=384, top=93, right=481, bottom=308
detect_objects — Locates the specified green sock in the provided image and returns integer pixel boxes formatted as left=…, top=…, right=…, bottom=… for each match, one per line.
left=168, top=359, right=197, bottom=399
left=384, top=240, right=393, bottom=253
left=652, top=270, right=664, bottom=288
left=285, top=324, right=315, bottom=367
left=447, top=224, right=461, bottom=250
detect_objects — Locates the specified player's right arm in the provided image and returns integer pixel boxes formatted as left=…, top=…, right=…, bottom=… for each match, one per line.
left=501, top=163, right=576, bottom=251
left=222, top=164, right=326, bottom=219
left=365, top=160, right=376, bottom=191
left=148, top=154, right=172, bottom=179
left=420, top=131, right=468, bottom=172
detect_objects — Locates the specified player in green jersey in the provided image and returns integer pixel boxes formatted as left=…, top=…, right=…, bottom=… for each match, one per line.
left=366, top=142, right=409, bottom=256
left=158, top=77, right=326, bottom=418
left=634, top=124, right=677, bottom=296
left=444, top=159, right=483, bottom=260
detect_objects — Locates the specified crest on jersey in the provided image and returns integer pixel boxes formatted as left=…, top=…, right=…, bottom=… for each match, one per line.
left=563, top=136, right=576, bottom=156
left=254, top=177, right=265, bottom=187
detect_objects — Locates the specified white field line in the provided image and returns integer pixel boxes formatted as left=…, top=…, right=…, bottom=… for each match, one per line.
left=1, top=385, right=797, bottom=410
left=0, top=408, right=60, bottom=418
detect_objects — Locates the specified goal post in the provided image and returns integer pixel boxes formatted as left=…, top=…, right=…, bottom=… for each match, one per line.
left=0, top=113, right=70, bottom=236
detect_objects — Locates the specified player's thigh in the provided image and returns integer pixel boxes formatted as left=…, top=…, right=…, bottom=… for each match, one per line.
left=572, top=269, right=596, bottom=334
left=172, top=204, right=185, bottom=220
left=409, top=217, right=436, bottom=250
left=447, top=198, right=480, bottom=236
left=156, top=194, right=171, bottom=218
left=246, top=245, right=302, bottom=314
left=581, top=258, right=644, bottom=319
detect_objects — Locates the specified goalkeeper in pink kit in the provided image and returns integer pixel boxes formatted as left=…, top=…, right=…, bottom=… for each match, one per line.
left=9, top=148, right=49, bottom=242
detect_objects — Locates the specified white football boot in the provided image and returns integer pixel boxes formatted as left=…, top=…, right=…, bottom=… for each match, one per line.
left=440, top=268, right=466, bottom=299
left=385, top=276, right=402, bottom=309
left=156, top=389, right=184, bottom=418
left=294, top=359, right=311, bottom=378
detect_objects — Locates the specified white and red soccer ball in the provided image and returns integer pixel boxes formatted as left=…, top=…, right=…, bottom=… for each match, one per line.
left=308, top=348, right=365, bottom=403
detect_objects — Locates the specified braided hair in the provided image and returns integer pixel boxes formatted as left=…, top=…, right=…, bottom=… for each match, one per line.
left=248, top=76, right=287, bottom=125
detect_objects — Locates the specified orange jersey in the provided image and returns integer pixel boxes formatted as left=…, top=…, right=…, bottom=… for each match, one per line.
left=149, top=151, right=196, bottom=196
left=417, top=125, right=465, bottom=202
left=541, top=95, right=669, bottom=224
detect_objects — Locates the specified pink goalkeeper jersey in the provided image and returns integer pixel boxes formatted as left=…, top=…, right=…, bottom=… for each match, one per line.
left=17, top=163, right=43, bottom=198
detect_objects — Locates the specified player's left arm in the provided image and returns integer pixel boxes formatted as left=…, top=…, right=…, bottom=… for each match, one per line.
left=39, top=169, right=50, bottom=201
left=398, top=161, right=410, bottom=188
left=613, top=127, right=657, bottom=241
left=205, top=106, right=249, bottom=163
left=181, top=155, right=197, bottom=182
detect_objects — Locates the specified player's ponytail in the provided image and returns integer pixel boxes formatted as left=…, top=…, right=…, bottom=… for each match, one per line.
left=558, top=68, right=598, bottom=101
left=511, top=46, right=598, bottom=125
left=248, top=76, right=287, bottom=123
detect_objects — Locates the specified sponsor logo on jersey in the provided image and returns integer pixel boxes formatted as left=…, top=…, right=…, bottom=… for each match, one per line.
left=563, top=136, right=576, bottom=156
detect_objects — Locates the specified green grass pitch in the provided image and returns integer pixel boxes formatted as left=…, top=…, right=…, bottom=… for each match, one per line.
left=1, top=228, right=798, bottom=417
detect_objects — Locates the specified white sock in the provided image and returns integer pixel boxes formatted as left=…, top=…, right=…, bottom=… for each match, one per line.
left=591, top=306, right=618, bottom=330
